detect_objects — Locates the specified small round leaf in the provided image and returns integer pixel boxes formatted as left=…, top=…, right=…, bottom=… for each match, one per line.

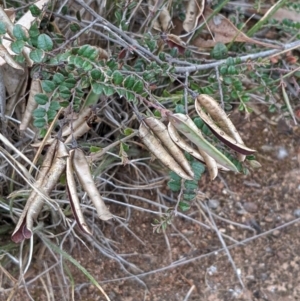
left=30, top=49, right=45, bottom=63
left=37, top=34, right=53, bottom=51
left=33, top=118, right=46, bottom=128
left=34, top=93, right=48, bottom=105
left=41, top=80, right=56, bottom=93
left=11, top=40, right=25, bottom=54
left=0, top=21, right=6, bottom=35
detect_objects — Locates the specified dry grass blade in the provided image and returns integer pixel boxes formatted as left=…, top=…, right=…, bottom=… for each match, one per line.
left=195, top=95, right=255, bottom=159
left=66, top=150, right=92, bottom=235
left=144, top=117, right=194, bottom=178
left=72, top=148, right=113, bottom=221
left=0, top=132, right=37, bottom=171
left=139, top=122, right=193, bottom=180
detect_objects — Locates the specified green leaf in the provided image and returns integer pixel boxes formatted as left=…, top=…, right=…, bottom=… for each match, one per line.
left=33, top=118, right=46, bottom=128
left=175, top=104, right=185, bottom=114
left=69, top=22, right=81, bottom=32
left=76, top=11, right=82, bottom=22
left=184, top=180, right=198, bottom=190
left=49, top=101, right=60, bottom=110
left=63, top=78, right=76, bottom=89
left=193, top=117, right=204, bottom=129
left=169, top=171, right=182, bottom=181
left=61, top=6, right=68, bottom=15
left=11, top=40, right=25, bottom=54
left=125, top=91, right=135, bottom=101
left=191, top=161, right=205, bottom=181
left=178, top=201, right=190, bottom=211
left=34, top=93, right=48, bottom=105
left=112, top=71, right=124, bottom=85
left=82, top=60, right=93, bottom=71
left=74, top=56, right=85, bottom=68
left=124, top=128, right=134, bottom=135
left=78, top=45, right=98, bottom=59
left=13, top=24, right=28, bottom=40
left=123, top=75, right=135, bottom=89
left=103, top=85, right=115, bottom=96
left=33, top=108, right=46, bottom=118
left=53, top=73, right=65, bottom=84
left=183, top=193, right=195, bottom=201
left=47, top=109, right=57, bottom=121
left=41, top=80, right=56, bottom=93
left=59, top=87, right=71, bottom=99
left=168, top=180, right=181, bottom=192
left=90, top=146, right=101, bottom=152
left=132, top=80, right=144, bottom=93
left=37, top=34, right=53, bottom=51
left=91, top=82, right=104, bottom=94
left=80, top=76, right=90, bottom=89
left=29, top=49, right=45, bottom=63
left=0, top=22, right=6, bottom=35
left=90, top=69, right=102, bottom=80
left=29, top=4, right=42, bottom=17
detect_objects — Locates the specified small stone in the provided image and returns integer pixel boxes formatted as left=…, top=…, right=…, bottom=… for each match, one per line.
left=265, top=215, right=274, bottom=223
left=293, top=209, right=300, bottom=217
left=208, top=199, right=220, bottom=209
left=272, top=230, right=280, bottom=237
left=243, top=202, right=258, bottom=213
left=277, top=146, right=288, bottom=159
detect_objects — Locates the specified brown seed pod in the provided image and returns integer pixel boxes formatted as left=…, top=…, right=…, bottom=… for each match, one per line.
left=72, top=149, right=113, bottom=221
left=143, top=117, right=194, bottom=178
left=66, top=150, right=92, bottom=235
left=139, top=123, right=193, bottom=180
left=168, top=123, right=229, bottom=171
left=197, top=149, right=218, bottom=180
left=195, top=95, right=255, bottom=160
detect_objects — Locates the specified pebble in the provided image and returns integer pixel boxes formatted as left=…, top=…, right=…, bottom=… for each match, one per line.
left=277, top=146, right=288, bottom=159
left=272, top=230, right=280, bottom=237
left=265, top=215, right=274, bottom=223
left=243, top=202, right=258, bottom=213
left=293, top=209, right=300, bottom=218
left=208, top=199, right=220, bottom=209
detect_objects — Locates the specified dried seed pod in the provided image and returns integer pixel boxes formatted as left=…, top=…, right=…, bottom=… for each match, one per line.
left=168, top=123, right=229, bottom=171
left=64, top=121, right=91, bottom=144
left=197, top=149, right=218, bottom=180
left=144, top=117, right=194, bottom=178
left=11, top=140, right=67, bottom=243
left=72, top=149, right=113, bottom=221
left=26, top=141, right=68, bottom=233
left=168, top=113, right=238, bottom=172
left=66, top=150, right=92, bottom=235
left=61, top=107, right=92, bottom=137
left=139, top=123, right=193, bottom=180
left=195, top=95, right=255, bottom=160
